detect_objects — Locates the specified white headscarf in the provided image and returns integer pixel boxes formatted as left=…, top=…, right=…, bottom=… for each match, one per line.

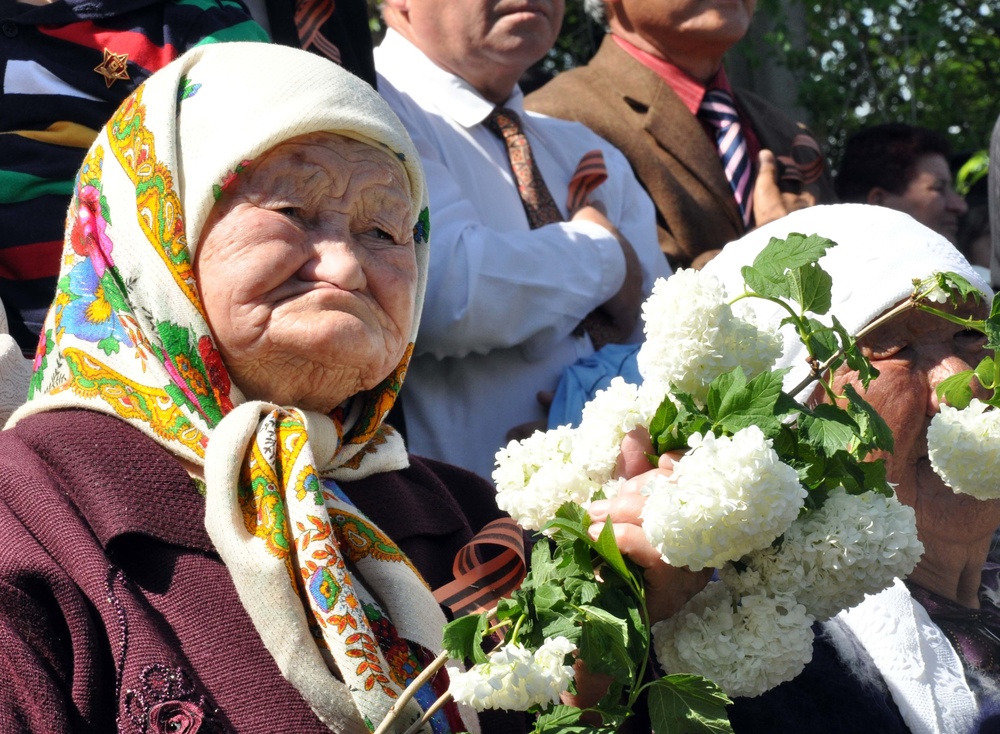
left=703, top=203, right=992, bottom=400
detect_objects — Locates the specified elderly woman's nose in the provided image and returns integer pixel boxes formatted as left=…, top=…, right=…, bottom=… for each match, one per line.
left=300, top=234, right=367, bottom=290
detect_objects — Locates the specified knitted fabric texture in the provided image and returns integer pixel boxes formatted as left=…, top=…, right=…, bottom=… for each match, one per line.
left=9, top=42, right=472, bottom=734
left=702, top=203, right=992, bottom=401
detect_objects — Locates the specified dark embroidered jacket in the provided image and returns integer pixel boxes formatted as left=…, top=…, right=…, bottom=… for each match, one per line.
left=0, top=409, right=526, bottom=733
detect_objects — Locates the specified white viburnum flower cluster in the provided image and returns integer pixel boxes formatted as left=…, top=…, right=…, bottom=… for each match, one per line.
left=494, top=425, right=602, bottom=532
left=494, top=378, right=658, bottom=531
left=928, top=399, right=1000, bottom=500
left=652, top=582, right=815, bottom=698
left=719, top=487, right=923, bottom=621
left=447, top=636, right=576, bottom=711
left=570, top=377, right=656, bottom=484
left=640, top=426, right=807, bottom=571
left=637, top=270, right=784, bottom=405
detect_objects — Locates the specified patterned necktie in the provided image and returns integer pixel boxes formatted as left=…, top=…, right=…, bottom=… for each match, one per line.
left=485, top=107, right=622, bottom=349
left=484, top=106, right=563, bottom=229
left=295, top=0, right=341, bottom=64
left=699, top=88, right=753, bottom=227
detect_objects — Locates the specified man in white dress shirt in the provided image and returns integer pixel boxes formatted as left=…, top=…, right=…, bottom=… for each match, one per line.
left=376, top=0, right=672, bottom=479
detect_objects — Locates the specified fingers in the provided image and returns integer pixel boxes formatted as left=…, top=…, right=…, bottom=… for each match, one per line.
left=751, top=149, right=784, bottom=227
left=586, top=517, right=712, bottom=623
left=755, top=149, right=780, bottom=196
left=615, top=427, right=655, bottom=479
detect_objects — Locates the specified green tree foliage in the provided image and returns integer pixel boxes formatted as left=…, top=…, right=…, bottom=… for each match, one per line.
left=756, top=0, right=1000, bottom=163
left=543, top=1, right=998, bottom=165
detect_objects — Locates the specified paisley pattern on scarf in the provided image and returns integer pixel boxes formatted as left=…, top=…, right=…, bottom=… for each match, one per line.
left=56, top=348, right=207, bottom=454
left=16, top=42, right=460, bottom=734
left=107, top=87, right=200, bottom=309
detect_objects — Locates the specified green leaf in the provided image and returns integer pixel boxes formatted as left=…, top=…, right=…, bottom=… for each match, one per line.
left=647, top=675, right=734, bottom=734
left=657, top=390, right=713, bottom=451
left=843, top=384, right=894, bottom=453
left=540, top=614, right=581, bottom=644
left=935, top=370, right=975, bottom=410
left=786, top=261, right=833, bottom=315
left=650, top=396, right=687, bottom=455
left=527, top=538, right=561, bottom=587
left=856, top=458, right=893, bottom=496
left=707, top=368, right=787, bottom=437
left=532, top=705, right=603, bottom=733
left=985, top=296, right=1000, bottom=352
left=556, top=501, right=590, bottom=527
left=802, top=317, right=839, bottom=365
left=592, top=518, right=638, bottom=591
left=832, top=316, right=880, bottom=389
left=533, top=581, right=568, bottom=613
left=578, top=605, right=633, bottom=678
left=441, top=613, right=490, bottom=664
left=843, top=344, right=880, bottom=390
left=974, top=356, right=997, bottom=391
left=741, top=264, right=789, bottom=299
left=800, top=404, right=859, bottom=456
left=649, top=396, right=679, bottom=442
left=706, top=367, right=746, bottom=420
left=750, top=233, right=834, bottom=284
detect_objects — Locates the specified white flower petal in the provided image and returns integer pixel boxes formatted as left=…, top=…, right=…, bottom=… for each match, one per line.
left=928, top=399, right=1000, bottom=500
left=640, top=426, right=807, bottom=571
left=652, top=582, right=815, bottom=698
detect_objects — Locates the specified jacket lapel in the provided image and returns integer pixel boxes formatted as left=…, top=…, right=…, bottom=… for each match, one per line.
left=593, top=40, right=743, bottom=232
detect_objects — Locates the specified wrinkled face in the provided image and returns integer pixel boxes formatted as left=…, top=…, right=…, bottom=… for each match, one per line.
left=195, top=132, right=417, bottom=413
left=401, top=0, right=563, bottom=102
left=613, top=0, right=755, bottom=58
left=829, top=300, right=1000, bottom=543
left=880, top=154, right=969, bottom=244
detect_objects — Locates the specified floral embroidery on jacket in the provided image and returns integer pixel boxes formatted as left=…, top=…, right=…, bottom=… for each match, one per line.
left=124, top=664, right=226, bottom=734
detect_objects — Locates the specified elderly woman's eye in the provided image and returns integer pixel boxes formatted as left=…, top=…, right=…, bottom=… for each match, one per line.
left=955, top=328, right=986, bottom=347
left=366, top=227, right=401, bottom=243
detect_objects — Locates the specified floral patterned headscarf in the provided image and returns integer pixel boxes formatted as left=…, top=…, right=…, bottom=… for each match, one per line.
left=10, top=43, right=472, bottom=734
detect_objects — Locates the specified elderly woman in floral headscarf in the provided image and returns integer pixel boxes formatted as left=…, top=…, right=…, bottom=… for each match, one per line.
left=0, top=42, right=528, bottom=734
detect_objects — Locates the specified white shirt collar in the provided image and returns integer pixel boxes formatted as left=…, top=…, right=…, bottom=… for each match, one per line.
left=377, top=29, right=526, bottom=130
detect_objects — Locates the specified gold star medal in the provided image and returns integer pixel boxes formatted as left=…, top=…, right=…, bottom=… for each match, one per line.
left=94, top=48, right=130, bottom=88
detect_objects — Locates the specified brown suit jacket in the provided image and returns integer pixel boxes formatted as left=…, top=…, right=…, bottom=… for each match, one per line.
left=527, top=35, right=837, bottom=269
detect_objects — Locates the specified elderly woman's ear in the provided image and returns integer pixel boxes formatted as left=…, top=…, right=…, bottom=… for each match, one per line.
left=194, top=132, right=418, bottom=414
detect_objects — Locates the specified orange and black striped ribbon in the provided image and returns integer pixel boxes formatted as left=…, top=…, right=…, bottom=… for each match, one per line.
left=567, top=149, right=608, bottom=215
left=777, top=134, right=826, bottom=186
left=433, top=518, right=526, bottom=617
left=295, top=0, right=341, bottom=64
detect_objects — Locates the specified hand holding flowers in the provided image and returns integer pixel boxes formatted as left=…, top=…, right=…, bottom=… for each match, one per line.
left=379, top=234, right=999, bottom=734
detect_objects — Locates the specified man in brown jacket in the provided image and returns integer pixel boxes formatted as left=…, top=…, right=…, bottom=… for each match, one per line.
left=527, top=0, right=836, bottom=269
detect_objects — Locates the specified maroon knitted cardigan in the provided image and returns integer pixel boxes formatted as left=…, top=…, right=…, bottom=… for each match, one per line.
left=0, top=409, right=526, bottom=733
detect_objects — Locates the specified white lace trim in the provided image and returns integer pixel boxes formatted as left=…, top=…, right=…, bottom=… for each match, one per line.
left=837, top=578, right=977, bottom=734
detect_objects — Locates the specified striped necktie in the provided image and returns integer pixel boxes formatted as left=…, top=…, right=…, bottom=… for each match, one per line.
left=699, top=88, right=753, bottom=227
